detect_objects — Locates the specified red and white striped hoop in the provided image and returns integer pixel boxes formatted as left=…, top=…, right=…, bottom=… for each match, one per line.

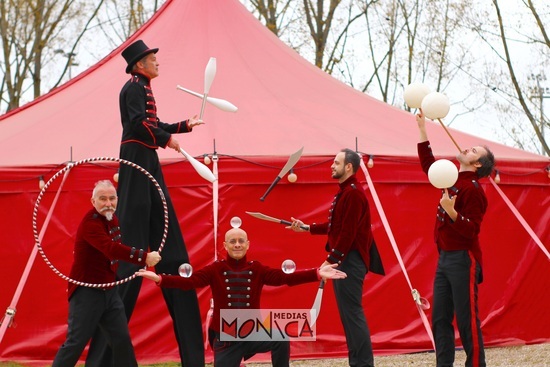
left=32, top=157, right=169, bottom=288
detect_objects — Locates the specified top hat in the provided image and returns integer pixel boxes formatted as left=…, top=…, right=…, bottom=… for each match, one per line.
left=122, top=40, right=159, bottom=74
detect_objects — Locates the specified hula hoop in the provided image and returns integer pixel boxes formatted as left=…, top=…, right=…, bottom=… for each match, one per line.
left=32, top=157, right=169, bottom=288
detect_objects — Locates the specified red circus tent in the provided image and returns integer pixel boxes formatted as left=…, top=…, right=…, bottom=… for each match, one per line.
left=0, top=0, right=548, bottom=365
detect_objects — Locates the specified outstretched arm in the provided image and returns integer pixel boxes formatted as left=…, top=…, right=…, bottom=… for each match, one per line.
left=319, top=263, right=347, bottom=280
left=287, top=217, right=310, bottom=232
left=187, top=114, right=205, bottom=127
left=135, top=269, right=160, bottom=283
left=165, top=115, right=205, bottom=152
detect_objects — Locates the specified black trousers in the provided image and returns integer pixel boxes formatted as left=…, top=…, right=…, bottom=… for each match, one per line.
left=52, top=287, right=136, bottom=367
left=86, top=144, right=204, bottom=367
left=432, top=250, right=485, bottom=367
left=333, top=250, right=374, bottom=367
left=212, top=337, right=290, bottom=367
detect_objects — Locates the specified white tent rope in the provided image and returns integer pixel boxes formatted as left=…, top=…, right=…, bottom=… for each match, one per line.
left=488, top=177, right=549, bottom=260
left=0, top=166, right=71, bottom=344
left=204, top=153, right=219, bottom=350
left=359, top=158, right=436, bottom=349
left=213, top=154, right=219, bottom=261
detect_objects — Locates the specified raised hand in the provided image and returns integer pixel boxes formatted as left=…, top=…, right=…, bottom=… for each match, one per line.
left=188, top=114, right=205, bottom=128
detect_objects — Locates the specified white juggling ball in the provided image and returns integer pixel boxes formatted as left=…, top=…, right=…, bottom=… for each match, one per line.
left=428, top=159, right=458, bottom=189
left=421, top=92, right=450, bottom=119
left=404, top=82, right=431, bottom=108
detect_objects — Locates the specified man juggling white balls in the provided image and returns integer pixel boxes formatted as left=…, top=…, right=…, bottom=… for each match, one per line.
left=415, top=105, right=495, bottom=367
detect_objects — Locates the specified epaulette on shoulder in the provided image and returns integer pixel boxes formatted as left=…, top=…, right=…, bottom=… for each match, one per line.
left=471, top=179, right=480, bottom=188
left=351, top=183, right=357, bottom=189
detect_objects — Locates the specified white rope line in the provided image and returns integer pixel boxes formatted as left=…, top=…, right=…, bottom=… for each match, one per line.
left=488, top=177, right=549, bottom=260
left=359, top=158, right=436, bottom=349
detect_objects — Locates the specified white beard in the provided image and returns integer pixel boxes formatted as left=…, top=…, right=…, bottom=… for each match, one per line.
left=100, top=206, right=115, bottom=221
left=104, top=211, right=114, bottom=221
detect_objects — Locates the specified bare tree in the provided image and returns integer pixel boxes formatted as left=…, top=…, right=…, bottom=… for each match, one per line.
left=323, top=1, right=370, bottom=76
left=302, top=0, right=343, bottom=68
left=246, top=0, right=295, bottom=36
left=51, top=1, right=107, bottom=89
left=93, top=0, right=164, bottom=44
left=526, top=0, right=549, bottom=48
left=245, top=0, right=367, bottom=73
left=360, top=0, right=402, bottom=102
left=0, top=0, right=165, bottom=113
left=485, top=0, right=549, bottom=155
left=0, top=0, right=86, bottom=112
left=352, top=0, right=475, bottom=109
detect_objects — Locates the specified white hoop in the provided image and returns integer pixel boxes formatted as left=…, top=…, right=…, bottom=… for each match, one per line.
left=32, top=157, right=169, bottom=288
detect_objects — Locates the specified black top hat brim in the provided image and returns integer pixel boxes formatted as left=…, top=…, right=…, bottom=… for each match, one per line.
left=125, top=48, right=159, bottom=74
